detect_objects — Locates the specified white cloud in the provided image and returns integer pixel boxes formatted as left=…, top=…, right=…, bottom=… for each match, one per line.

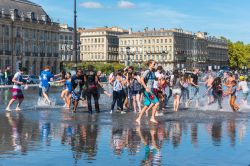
left=118, top=0, right=135, bottom=9
left=80, top=2, right=102, bottom=8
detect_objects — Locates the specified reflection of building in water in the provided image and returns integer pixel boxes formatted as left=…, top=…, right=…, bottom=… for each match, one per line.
left=0, top=113, right=39, bottom=154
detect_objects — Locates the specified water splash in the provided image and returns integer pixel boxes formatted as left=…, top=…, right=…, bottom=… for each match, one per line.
left=37, top=97, right=56, bottom=107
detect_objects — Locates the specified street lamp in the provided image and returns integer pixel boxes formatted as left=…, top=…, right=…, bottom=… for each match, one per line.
left=73, top=0, right=77, bottom=70
left=126, top=46, right=130, bottom=66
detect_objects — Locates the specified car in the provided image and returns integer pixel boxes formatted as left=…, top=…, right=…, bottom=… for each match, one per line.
left=23, top=75, right=40, bottom=84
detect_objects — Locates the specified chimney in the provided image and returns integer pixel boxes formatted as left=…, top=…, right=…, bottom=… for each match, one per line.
left=129, top=27, right=132, bottom=34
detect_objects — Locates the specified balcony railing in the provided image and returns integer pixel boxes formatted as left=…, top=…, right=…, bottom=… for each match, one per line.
left=40, top=53, right=45, bottom=57
left=5, top=50, right=11, bottom=55
left=25, top=52, right=31, bottom=56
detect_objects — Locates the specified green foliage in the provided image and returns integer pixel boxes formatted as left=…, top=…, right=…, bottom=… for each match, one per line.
left=226, top=38, right=250, bottom=70
left=63, top=62, right=125, bottom=74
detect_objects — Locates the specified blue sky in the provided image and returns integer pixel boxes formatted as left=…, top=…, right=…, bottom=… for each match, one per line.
left=32, top=0, right=250, bottom=43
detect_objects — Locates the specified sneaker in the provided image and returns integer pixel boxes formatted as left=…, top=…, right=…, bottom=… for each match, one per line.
left=15, top=107, right=22, bottom=111
left=121, top=111, right=126, bottom=114
left=110, top=110, right=113, bottom=114
left=5, top=107, right=11, bottom=112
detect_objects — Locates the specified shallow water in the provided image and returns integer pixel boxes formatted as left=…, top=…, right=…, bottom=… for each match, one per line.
left=0, top=87, right=250, bottom=166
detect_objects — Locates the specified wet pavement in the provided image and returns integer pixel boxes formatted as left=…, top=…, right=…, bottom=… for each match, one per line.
left=0, top=86, right=250, bottom=166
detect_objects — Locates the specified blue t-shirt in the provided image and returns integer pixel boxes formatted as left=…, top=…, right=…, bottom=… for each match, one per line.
left=40, top=70, right=54, bottom=87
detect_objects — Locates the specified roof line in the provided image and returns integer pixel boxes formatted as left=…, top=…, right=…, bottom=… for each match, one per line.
left=15, top=0, right=41, bottom=7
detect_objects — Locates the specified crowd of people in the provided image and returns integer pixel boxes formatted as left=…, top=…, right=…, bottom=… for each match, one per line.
left=0, top=67, right=11, bottom=86
left=4, top=59, right=250, bottom=125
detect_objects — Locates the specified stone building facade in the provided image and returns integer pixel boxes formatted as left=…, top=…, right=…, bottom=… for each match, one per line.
left=119, top=28, right=175, bottom=69
left=0, top=0, right=60, bottom=75
left=119, top=28, right=228, bottom=71
left=59, top=24, right=74, bottom=62
left=79, top=27, right=128, bottom=63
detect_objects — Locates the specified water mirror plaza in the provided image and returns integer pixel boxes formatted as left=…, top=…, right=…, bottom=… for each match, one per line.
left=1, top=0, right=250, bottom=166
left=0, top=87, right=250, bottom=166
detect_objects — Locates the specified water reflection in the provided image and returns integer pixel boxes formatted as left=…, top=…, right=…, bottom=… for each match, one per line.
left=60, top=116, right=99, bottom=163
left=211, top=121, right=222, bottom=145
left=0, top=112, right=39, bottom=155
left=0, top=112, right=249, bottom=165
left=227, top=119, right=236, bottom=146
left=0, top=89, right=11, bottom=105
left=136, top=125, right=162, bottom=165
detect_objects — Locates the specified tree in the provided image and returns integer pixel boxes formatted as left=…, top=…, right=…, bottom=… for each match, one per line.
left=227, top=40, right=249, bottom=70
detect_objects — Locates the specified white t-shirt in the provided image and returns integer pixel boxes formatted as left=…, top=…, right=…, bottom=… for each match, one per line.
left=238, top=81, right=249, bottom=93
left=113, top=79, right=123, bottom=91
left=153, top=71, right=162, bottom=89
left=13, top=72, right=22, bottom=89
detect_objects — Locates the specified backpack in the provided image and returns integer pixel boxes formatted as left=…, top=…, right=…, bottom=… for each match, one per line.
left=144, top=70, right=154, bottom=84
left=132, top=79, right=141, bottom=91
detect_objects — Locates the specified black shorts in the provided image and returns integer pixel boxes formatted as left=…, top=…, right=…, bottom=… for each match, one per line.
left=132, top=90, right=140, bottom=96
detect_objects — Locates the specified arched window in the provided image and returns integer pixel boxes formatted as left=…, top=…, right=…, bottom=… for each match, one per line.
left=31, top=12, right=35, bottom=20
left=14, top=9, right=19, bottom=17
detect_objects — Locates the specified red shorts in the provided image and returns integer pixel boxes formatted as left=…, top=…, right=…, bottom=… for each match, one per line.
left=12, top=88, right=24, bottom=100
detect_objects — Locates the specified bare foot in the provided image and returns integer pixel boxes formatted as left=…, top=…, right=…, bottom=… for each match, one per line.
left=150, top=118, right=158, bottom=124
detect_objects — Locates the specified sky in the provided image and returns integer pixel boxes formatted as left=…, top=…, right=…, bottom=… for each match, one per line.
left=32, top=0, right=250, bottom=43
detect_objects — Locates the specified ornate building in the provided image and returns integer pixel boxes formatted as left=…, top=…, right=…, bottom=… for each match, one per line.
left=119, top=28, right=174, bottom=69
left=0, top=0, right=60, bottom=75
left=79, top=26, right=128, bottom=63
left=119, top=28, right=228, bottom=71
left=59, top=24, right=74, bottom=62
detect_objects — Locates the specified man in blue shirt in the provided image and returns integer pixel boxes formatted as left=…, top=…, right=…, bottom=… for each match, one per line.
left=40, top=66, right=54, bottom=105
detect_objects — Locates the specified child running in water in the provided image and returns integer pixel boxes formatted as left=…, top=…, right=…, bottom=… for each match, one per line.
left=225, top=80, right=240, bottom=112
left=5, top=67, right=27, bottom=111
left=207, top=77, right=223, bottom=111
left=56, top=72, right=72, bottom=109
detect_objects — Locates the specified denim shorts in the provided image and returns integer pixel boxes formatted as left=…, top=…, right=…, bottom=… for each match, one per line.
left=42, top=86, right=50, bottom=94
